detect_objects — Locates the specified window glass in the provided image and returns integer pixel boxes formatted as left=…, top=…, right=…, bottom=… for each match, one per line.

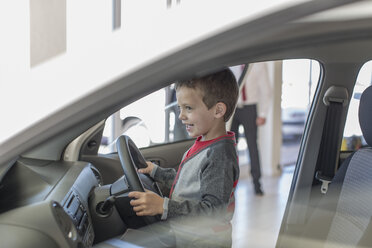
left=99, top=60, right=321, bottom=156
left=341, top=61, right=372, bottom=151
left=281, top=59, right=320, bottom=142
left=279, top=59, right=320, bottom=167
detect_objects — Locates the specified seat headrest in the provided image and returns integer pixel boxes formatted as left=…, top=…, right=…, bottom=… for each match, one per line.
left=359, top=85, right=372, bottom=147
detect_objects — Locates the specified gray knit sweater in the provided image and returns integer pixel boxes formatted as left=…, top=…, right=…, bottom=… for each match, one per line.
left=150, top=132, right=239, bottom=221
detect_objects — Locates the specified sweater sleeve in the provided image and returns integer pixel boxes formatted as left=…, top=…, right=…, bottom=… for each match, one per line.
left=166, top=145, right=238, bottom=219
left=152, top=164, right=177, bottom=189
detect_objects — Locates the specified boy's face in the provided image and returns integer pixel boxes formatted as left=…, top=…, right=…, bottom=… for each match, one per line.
left=176, top=86, right=222, bottom=140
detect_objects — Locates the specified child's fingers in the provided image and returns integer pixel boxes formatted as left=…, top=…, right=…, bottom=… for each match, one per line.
left=128, top=191, right=143, bottom=199
left=132, top=205, right=144, bottom=212
left=137, top=168, right=149, bottom=174
left=137, top=161, right=155, bottom=174
left=130, top=198, right=140, bottom=206
left=135, top=210, right=146, bottom=216
left=145, top=161, right=154, bottom=167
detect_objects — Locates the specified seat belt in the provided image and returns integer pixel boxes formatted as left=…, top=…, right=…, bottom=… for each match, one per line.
left=315, top=86, right=348, bottom=194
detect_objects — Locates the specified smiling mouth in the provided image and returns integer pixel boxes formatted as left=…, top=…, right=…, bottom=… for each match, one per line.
left=185, top=124, right=194, bottom=130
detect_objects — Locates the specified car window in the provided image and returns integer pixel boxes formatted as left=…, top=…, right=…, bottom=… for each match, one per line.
left=99, top=87, right=173, bottom=153
left=99, top=60, right=321, bottom=156
left=341, top=61, right=372, bottom=151
left=281, top=59, right=320, bottom=142
left=99, top=65, right=245, bottom=154
left=279, top=59, right=320, bottom=168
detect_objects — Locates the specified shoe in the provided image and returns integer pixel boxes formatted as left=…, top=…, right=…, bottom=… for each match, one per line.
left=255, top=188, right=264, bottom=196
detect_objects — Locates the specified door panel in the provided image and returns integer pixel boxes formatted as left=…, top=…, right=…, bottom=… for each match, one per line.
left=140, top=139, right=195, bottom=170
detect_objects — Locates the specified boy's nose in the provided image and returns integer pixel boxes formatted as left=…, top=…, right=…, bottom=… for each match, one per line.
left=178, top=110, right=186, bottom=120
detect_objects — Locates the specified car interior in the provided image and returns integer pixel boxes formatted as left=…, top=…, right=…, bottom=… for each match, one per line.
left=1, top=1, right=372, bottom=247
left=278, top=85, right=372, bottom=248
left=276, top=69, right=372, bottom=245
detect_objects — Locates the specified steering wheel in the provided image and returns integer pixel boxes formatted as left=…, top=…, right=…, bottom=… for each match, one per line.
left=116, top=135, right=162, bottom=196
left=115, top=135, right=162, bottom=226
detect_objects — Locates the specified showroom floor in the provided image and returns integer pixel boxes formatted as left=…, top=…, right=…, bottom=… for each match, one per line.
left=231, top=139, right=298, bottom=248
left=232, top=164, right=294, bottom=248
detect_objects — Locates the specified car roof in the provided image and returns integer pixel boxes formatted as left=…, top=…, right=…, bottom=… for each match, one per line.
left=1, top=0, right=371, bottom=166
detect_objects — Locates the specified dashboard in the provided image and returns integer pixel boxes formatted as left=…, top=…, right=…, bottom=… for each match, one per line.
left=0, top=158, right=113, bottom=248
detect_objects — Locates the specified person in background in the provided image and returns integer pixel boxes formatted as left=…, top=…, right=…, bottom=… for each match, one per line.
left=231, top=62, right=272, bottom=196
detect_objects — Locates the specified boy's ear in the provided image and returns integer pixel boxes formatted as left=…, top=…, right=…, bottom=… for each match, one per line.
left=215, top=102, right=227, bottom=119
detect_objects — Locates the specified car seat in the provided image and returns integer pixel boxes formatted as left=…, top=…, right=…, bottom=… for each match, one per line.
left=300, top=85, right=372, bottom=247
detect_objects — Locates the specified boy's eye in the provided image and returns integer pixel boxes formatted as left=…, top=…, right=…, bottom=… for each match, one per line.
left=186, top=106, right=192, bottom=111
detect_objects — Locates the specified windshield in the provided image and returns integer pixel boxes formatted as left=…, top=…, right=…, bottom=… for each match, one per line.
left=0, top=0, right=304, bottom=145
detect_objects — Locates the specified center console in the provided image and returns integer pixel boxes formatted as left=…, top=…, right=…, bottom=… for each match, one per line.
left=63, top=190, right=95, bottom=247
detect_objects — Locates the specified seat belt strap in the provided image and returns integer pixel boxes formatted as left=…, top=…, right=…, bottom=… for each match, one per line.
left=315, top=100, right=344, bottom=194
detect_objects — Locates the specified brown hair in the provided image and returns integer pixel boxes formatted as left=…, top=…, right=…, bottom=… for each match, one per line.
left=175, top=68, right=239, bottom=122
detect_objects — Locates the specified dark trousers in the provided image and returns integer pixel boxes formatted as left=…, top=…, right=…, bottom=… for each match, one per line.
left=231, top=104, right=262, bottom=189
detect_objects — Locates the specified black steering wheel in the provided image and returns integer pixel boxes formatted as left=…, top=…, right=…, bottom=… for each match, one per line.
left=115, top=135, right=162, bottom=226
left=116, top=135, right=162, bottom=196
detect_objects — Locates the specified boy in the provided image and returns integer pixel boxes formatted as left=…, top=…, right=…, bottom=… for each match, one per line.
left=128, top=68, right=240, bottom=247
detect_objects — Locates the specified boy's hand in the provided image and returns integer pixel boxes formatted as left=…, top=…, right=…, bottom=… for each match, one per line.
left=137, top=161, right=155, bottom=174
left=128, top=190, right=164, bottom=216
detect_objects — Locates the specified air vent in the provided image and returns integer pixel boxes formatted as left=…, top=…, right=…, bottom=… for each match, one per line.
left=90, top=165, right=103, bottom=186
